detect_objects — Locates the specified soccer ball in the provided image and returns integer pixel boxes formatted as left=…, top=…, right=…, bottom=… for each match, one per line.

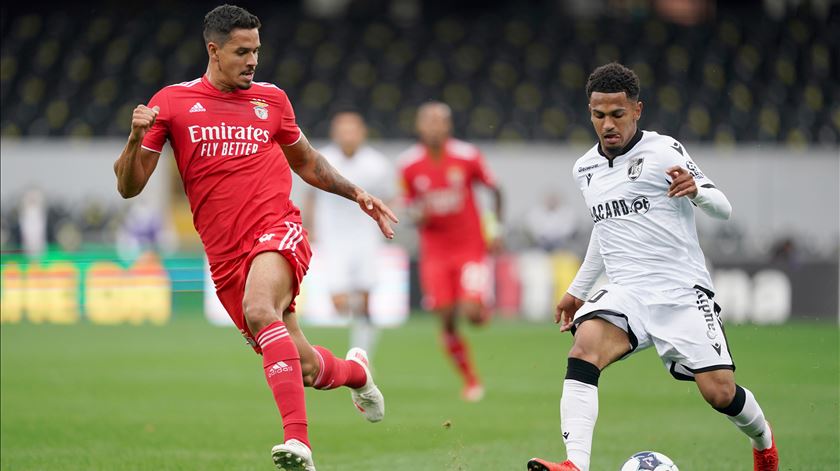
left=620, top=451, right=679, bottom=471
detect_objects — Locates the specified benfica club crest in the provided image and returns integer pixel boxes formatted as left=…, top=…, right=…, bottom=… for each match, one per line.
left=446, top=166, right=465, bottom=186
left=627, top=156, right=644, bottom=181
left=251, top=99, right=269, bottom=120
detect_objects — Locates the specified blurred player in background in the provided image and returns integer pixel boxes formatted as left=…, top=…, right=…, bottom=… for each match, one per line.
left=528, top=63, right=778, bottom=471
left=112, top=5, right=397, bottom=470
left=525, top=192, right=578, bottom=252
left=398, top=102, right=503, bottom=402
left=116, top=199, right=175, bottom=262
left=303, top=111, right=394, bottom=359
left=18, top=187, right=47, bottom=259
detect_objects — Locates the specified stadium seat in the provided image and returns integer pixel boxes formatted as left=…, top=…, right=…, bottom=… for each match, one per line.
left=0, top=2, right=836, bottom=143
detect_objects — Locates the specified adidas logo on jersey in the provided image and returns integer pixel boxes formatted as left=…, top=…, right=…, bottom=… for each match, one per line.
left=189, top=102, right=206, bottom=113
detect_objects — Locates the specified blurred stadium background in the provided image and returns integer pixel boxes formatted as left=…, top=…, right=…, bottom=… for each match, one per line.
left=1, top=0, right=838, bottom=470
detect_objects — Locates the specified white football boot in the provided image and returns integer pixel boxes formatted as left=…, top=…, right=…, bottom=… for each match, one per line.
left=345, top=347, right=385, bottom=422
left=462, top=383, right=485, bottom=402
left=271, top=439, right=316, bottom=471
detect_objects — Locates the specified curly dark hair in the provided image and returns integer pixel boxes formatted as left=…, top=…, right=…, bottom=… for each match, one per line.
left=203, top=4, right=261, bottom=46
left=585, top=62, right=640, bottom=101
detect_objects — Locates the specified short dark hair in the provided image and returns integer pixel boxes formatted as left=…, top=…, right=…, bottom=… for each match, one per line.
left=331, top=107, right=362, bottom=119
left=585, top=62, right=640, bottom=101
left=203, top=4, right=261, bottom=46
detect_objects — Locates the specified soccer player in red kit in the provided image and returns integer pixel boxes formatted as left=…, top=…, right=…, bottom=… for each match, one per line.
left=113, top=5, right=397, bottom=471
left=398, top=102, right=503, bottom=402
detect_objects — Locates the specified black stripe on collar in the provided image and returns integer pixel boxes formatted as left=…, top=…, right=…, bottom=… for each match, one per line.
left=597, top=128, right=643, bottom=167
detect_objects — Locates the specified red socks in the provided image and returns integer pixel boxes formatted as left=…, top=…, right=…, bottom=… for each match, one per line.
left=257, top=321, right=309, bottom=448
left=255, top=323, right=368, bottom=449
left=442, top=331, right=479, bottom=386
left=311, top=345, right=367, bottom=390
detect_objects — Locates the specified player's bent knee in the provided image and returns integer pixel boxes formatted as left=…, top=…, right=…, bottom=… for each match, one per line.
left=697, top=370, right=737, bottom=409
left=466, top=309, right=488, bottom=326
left=570, top=318, right=631, bottom=369
left=567, top=344, right=604, bottom=369
left=437, top=308, right=457, bottom=332
left=242, top=300, right=281, bottom=334
left=459, top=302, right=479, bottom=318
left=702, top=382, right=737, bottom=409
left=711, top=384, right=746, bottom=416
left=299, top=359, right=318, bottom=387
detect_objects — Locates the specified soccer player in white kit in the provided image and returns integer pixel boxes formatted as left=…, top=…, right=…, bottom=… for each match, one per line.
left=528, top=63, right=779, bottom=471
left=304, top=111, right=394, bottom=357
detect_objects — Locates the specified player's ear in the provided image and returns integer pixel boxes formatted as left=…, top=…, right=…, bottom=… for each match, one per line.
left=635, top=100, right=643, bottom=120
left=207, top=42, right=219, bottom=61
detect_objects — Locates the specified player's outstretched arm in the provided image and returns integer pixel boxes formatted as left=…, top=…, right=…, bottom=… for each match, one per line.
left=283, top=135, right=399, bottom=238
left=666, top=166, right=732, bottom=219
left=114, top=105, right=162, bottom=198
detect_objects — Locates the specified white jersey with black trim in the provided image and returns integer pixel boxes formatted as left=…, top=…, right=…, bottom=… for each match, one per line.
left=573, top=130, right=716, bottom=292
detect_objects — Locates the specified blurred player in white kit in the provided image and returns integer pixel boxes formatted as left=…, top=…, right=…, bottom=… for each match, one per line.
left=304, top=111, right=394, bottom=358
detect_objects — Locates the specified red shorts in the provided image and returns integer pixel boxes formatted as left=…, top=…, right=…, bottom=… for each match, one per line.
left=419, top=253, right=491, bottom=310
left=210, top=221, right=311, bottom=352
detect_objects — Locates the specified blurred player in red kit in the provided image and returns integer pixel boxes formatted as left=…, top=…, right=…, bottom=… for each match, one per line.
left=398, top=102, right=503, bottom=402
left=112, top=5, right=397, bottom=470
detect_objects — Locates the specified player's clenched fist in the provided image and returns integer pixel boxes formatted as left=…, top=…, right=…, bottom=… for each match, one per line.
left=556, top=292, right=585, bottom=332
left=130, top=105, right=160, bottom=141
left=666, top=165, right=698, bottom=199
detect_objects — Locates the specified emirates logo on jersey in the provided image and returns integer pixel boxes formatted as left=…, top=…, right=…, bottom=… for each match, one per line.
left=251, top=99, right=269, bottom=120
left=187, top=122, right=271, bottom=157
left=188, top=123, right=270, bottom=143
left=423, top=188, right=464, bottom=215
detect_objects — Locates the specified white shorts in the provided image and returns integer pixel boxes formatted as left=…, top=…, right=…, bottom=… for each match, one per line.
left=319, top=243, right=379, bottom=294
left=572, top=283, right=734, bottom=381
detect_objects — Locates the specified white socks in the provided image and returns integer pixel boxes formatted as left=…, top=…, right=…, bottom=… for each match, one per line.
left=561, top=379, right=599, bottom=471
left=350, top=315, right=379, bottom=359
left=559, top=363, right=773, bottom=471
left=726, top=387, right=773, bottom=450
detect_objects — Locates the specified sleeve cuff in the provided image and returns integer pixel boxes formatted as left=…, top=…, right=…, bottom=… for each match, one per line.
left=283, top=130, right=303, bottom=146
left=140, top=145, right=162, bottom=154
left=567, top=285, right=588, bottom=301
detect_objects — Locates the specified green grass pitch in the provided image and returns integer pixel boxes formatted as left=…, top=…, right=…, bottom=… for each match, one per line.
left=1, top=316, right=837, bottom=470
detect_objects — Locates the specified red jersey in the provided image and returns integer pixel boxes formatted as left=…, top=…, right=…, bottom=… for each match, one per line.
left=398, top=138, right=497, bottom=260
left=142, top=76, right=302, bottom=263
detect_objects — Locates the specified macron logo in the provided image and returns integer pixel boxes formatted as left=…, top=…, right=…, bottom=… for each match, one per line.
left=189, top=102, right=206, bottom=113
